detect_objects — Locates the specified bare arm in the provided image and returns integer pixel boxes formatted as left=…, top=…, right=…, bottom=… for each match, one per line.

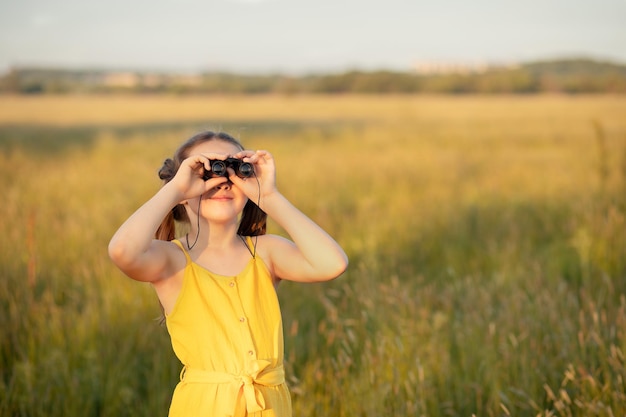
left=108, top=153, right=229, bottom=282
left=108, top=181, right=185, bottom=282
left=263, top=192, right=349, bottom=282
left=230, top=150, right=348, bottom=282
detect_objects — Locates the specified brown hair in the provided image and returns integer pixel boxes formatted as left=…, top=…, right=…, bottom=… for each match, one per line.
left=155, top=131, right=267, bottom=241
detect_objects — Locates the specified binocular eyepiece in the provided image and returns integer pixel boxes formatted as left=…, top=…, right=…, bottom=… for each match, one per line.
left=203, top=158, right=254, bottom=180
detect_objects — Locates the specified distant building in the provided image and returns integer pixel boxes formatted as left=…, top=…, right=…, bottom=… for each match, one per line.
left=99, top=71, right=202, bottom=89
left=103, top=72, right=141, bottom=88
left=173, top=74, right=202, bottom=86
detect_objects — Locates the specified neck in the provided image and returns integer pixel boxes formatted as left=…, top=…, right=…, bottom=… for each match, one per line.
left=186, top=220, right=240, bottom=251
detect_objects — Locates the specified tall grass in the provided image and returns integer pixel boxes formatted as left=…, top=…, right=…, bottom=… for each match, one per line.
left=1, top=95, right=625, bottom=416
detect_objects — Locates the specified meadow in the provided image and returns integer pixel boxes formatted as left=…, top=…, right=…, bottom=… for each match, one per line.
left=1, top=94, right=625, bottom=416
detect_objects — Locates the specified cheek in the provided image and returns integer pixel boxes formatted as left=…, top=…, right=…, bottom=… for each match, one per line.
left=236, top=196, right=249, bottom=212
left=232, top=188, right=249, bottom=204
left=183, top=198, right=201, bottom=218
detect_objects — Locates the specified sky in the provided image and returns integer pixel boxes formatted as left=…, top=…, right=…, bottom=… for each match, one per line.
left=0, top=0, right=625, bottom=74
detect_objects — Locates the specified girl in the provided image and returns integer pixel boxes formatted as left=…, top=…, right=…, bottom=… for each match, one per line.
left=108, top=131, right=348, bottom=417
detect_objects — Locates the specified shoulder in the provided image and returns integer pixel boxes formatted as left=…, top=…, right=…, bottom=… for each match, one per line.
left=254, top=234, right=294, bottom=257
left=151, top=240, right=189, bottom=314
left=150, top=239, right=188, bottom=286
left=161, top=239, right=189, bottom=273
left=250, top=234, right=294, bottom=280
left=143, top=239, right=189, bottom=283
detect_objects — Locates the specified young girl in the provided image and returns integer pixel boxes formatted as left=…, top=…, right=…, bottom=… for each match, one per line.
left=108, top=131, right=348, bottom=417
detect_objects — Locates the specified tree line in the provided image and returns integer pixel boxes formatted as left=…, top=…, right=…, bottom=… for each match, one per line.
left=1, top=58, right=625, bottom=95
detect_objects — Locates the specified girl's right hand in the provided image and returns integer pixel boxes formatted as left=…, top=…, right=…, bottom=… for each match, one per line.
left=170, top=153, right=229, bottom=200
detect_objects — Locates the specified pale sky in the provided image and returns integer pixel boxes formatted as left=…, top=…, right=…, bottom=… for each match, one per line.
left=0, top=0, right=624, bottom=74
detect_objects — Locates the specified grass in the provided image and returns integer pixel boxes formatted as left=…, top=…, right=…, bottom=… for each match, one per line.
left=1, top=94, right=626, bottom=416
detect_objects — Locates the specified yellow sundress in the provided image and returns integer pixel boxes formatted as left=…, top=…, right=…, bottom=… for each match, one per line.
left=166, top=238, right=292, bottom=417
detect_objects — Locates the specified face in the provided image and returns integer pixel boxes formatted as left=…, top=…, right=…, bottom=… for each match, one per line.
left=185, top=140, right=249, bottom=226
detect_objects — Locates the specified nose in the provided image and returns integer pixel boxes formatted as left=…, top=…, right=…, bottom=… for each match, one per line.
left=214, top=179, right=232, bottom=190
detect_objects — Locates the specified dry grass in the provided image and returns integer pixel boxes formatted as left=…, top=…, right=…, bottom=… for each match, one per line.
left=1, top=94, right=626, bottom=416
left=0, top=94, right=623, bottom=126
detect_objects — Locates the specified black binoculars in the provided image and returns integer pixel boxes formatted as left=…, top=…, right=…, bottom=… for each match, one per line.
left=203, top=158, right=254, bottom=180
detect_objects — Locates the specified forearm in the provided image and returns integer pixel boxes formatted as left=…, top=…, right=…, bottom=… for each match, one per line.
left=109, top=182, right=183, bottom=261
left=262, top=191, right=348, bottom=279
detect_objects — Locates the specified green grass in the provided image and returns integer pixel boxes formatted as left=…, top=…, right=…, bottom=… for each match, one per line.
left=1, top=95, right=626, bottom=416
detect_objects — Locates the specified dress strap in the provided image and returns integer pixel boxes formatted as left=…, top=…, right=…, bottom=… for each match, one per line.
left=171, top=239, right=192, bottom=264
left=239, top=235, right=257, bottom=259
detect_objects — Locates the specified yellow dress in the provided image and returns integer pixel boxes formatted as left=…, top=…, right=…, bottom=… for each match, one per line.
left=166, top=238, right=292, bottom=417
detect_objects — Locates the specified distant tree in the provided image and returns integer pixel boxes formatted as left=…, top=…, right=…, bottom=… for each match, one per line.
left=0, top=68, right=20, bottom=93
left=1, top=58, right=625, bottom=95
left=476, top=69, right=539, bottom=93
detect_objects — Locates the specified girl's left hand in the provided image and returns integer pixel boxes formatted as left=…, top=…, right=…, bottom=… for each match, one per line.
left=229, top=150, right=278, bottom=208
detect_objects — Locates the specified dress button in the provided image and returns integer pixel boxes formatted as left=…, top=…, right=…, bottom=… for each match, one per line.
left=239, top=317, right=245, bottom=322
left=248, top=350, right=254, bottom=356
left=229, top=281, right=235, bottom=287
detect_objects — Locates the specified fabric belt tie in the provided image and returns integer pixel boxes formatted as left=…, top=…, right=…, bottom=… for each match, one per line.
left=180, top=360, right=284, bottom=414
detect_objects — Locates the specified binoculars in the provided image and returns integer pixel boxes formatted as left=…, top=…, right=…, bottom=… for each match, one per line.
left=203, top=158, right=254, bottom=180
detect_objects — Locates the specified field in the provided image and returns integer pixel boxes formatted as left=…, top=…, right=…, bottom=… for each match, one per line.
left=1, top=94, right=626, bottom=416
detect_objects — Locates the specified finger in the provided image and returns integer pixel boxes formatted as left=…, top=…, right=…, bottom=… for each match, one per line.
left=254, top=150, right=273, bottom=163
left=228, top=174, right=257, bottom=202
left=232, top=150, right=255, bottom=160
left=182, top=154, right=209, bottom=172
left=191, top=153, right=231, bottom=175
left=225, top=167, right=251, bottom=183
left=193, top=152, right=228, bottom=171
left=203, top=176, right=229, bottom=189
left=245, top=151, right=265, bottom=164
left=226, top=171, right=245, bottom=192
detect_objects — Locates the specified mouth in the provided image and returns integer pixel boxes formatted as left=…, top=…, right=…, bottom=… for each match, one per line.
left=209, top=194, right=233, bottom=201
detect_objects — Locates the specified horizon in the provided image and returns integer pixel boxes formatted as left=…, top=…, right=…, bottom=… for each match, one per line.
left=3, top=54, right=624, bottom=78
